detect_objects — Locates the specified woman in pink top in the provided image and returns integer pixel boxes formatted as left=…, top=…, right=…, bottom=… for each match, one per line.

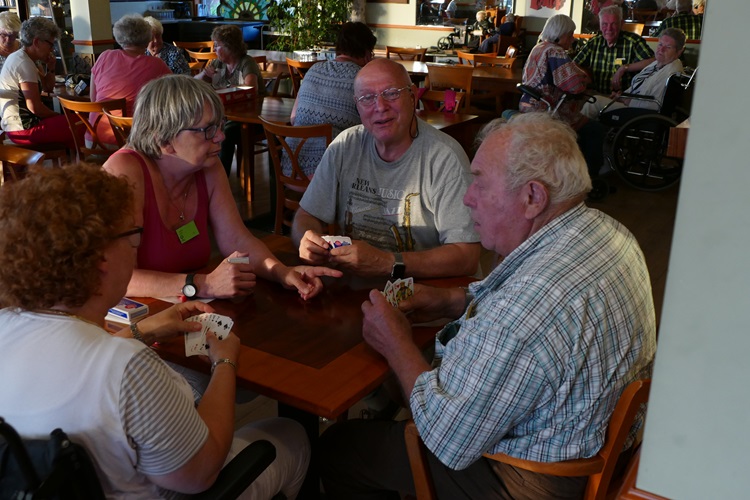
left=88, top=14, right=170, bottom=146
left=103, top=75, right=341, bottom=300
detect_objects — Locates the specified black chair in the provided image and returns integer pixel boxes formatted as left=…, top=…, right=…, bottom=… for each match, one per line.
left=0, top=416, right=277, bottom=500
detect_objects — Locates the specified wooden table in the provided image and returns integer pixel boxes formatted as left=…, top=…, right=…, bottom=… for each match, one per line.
left=150, top=233, right=471, bottom=419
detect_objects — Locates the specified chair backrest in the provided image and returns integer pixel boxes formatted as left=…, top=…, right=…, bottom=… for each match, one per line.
left=455, top=50, right=477, bottom=67
left=286, top=58, right=319, bottom=97
left=102, top=109, right=133, bottom=148
left=386, top=46, right=428, bottom=62
left=425, top=63, right=474, bottom=110
left=185, top=49, right=218, bottom=72
left=632, top=8, right=659, bottom=21
left=261, top=118, right=333, bottom=234
left=418, top=89, right=465, bottom=114
left=57, top=97, right=126, bottom=163
left=404, top=379, right=652, bottom=500
left=505, top=44, right=518, bottom=58
left=473, top=53, right=518, bottom=68
left=0, top=144, right=45, bottom=183
left=174, top=40, right=214, bottom=52
left=622, top=22, right=645, bottom=35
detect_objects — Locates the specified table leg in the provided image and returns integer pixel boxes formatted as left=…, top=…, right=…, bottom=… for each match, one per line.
left=240, top=123, right=254, bottom=201
left=278, top=403, right=321, bottom=500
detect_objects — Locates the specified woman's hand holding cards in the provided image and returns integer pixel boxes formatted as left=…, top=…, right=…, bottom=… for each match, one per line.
left=202, top=251, right=257, bottom=299
left=132, top=301, right=216, bottom=344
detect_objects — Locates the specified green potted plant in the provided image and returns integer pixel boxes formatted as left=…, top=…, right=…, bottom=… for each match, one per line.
left=266, top=0, right=354, bottom=52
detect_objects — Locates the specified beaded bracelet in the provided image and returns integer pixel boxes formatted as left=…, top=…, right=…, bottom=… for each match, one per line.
left=130, top=322, right=148, bottom=345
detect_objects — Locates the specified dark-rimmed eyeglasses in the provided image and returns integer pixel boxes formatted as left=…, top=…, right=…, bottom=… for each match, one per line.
left=114, top=226, right=144, bottom=248
left=38, top=38, right=55, bottom=48
left=180, top=117, right=227, bottom=140
left=355, top=86, right=412, bottom=107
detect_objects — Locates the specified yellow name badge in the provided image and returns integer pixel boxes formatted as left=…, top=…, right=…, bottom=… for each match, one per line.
left=176, top=220, right=199, bottom=244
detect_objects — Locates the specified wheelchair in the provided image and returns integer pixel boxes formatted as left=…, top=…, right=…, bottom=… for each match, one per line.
left=600, top=69, right=697, bottom=191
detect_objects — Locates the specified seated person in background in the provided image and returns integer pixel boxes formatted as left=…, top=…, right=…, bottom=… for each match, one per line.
left=0, top=11, right=21, bottom=72
left=443, top=0, right=457, bottom=18
left=90, top=14, right=171, bottom=146
left=654, top=0, right=703, bottom=39
left=0, top=163, right=310, bottom=499
left=288, top=21, right=376, bottom=178
left=574, top=5, right=654, bottom=94
left=143, top=16, right=190, bottom=75
left=478, top=12, right=515, bottom=53
left=292, top=58, right=481, bottom=279
left=0, top=17, right=76, bottom=149
left=520, top=14, right=603, bottom=180
left=320, top=112, right=657, bottom=499
left=103, top=75, right=340, bottom=300
left=582, top=28, right=685, bottom=118
left=467, top=11, right=494, bottom=49
left=195, top=24, right=265, bottom=176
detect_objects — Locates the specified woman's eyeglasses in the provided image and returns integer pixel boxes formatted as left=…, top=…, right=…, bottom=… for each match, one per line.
left=181, top=117, right=227, bottom=140
left=355, top=86, right=412, bottom=107
left=114, top=226, right=144, bottom=248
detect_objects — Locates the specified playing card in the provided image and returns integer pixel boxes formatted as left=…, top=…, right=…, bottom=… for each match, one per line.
left=382, top=280, right=396, bottom=307
left=184, top=313, right=234, bottom=357
left=394, top=277, right=414, bottom=305
left=322, top=235, right=352, bottom=249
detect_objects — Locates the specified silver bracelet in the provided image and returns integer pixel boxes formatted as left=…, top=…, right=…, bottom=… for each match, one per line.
left=130, top=322, right=148, bottom=345
left=211, top=358, right=237, bottom=374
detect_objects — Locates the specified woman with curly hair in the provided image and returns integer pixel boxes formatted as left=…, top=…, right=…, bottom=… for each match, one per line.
left=195, top=24, right=265, bottom=175
left=0, top=163, right=310, bottom=499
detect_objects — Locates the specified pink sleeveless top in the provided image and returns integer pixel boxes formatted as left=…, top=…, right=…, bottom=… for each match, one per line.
left=115, top=150, right=211, bottom=273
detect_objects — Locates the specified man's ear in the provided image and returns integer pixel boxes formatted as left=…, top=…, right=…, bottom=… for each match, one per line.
left=523, top=180, right=550, bottom=219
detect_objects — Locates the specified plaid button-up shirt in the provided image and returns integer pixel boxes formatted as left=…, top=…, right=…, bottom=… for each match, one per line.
left=653, top=13, right=703, bottom=40
left=574, top=31, right=654, bottom=94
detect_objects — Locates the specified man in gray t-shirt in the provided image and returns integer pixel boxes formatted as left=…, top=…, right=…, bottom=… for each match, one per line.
left=292, top=58, right=480, bottom=279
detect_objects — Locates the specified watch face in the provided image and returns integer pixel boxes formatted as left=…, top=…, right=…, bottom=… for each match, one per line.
left=183, top=284, right=197, bottom=297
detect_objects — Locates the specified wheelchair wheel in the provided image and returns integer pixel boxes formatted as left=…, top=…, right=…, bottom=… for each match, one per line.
left=611, top=114, right=682, bottom=191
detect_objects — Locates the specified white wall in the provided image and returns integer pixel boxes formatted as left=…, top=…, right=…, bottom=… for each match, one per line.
left=635, top=3, right=750, bottom=498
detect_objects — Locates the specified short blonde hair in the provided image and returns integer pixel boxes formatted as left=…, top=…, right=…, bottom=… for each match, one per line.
left=0, top=11, right=21, bottom=34
left=129, top=74, right=225, bottom=158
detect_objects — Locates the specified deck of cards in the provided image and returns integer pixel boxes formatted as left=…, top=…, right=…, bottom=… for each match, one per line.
left=184, top=313, right=234, bottom=357
left=322, top=235, right=352, bottom=249
left=106, top=298, right=149, bottom=324
left=382, top=277, right=414, bottom=307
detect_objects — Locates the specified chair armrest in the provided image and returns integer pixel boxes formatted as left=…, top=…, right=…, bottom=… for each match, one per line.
left=190, top=440, right=276, bottom=500
left=482, top=451, right=604, bottom=477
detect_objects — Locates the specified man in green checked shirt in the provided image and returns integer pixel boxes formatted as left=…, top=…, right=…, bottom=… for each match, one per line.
left=575, top=5, right=655, bottom=94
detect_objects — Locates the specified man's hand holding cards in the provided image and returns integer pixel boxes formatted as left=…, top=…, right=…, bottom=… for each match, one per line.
left=184, top=313, right=234, bottom=357
left=322, top=235, right=352, bottom=249
left=382, top=277, right=414, bottom=307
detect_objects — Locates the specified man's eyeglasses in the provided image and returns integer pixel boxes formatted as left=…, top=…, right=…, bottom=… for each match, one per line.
left=181, top=118, right=227, bottom=140
left=355, top=86, right=412, bottom=107
left=38, top=38, right=55, bottom=48
left=114, top=226, right=144, bottom=248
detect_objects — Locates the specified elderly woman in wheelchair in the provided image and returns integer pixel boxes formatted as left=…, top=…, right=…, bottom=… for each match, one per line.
left=582, top=28, right=686, bottom=120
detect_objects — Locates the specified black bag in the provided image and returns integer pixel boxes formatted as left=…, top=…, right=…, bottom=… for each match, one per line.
left=0, top=417, right=105, bottom=500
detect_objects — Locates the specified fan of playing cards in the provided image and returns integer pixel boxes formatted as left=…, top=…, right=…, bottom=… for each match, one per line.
left=184, top=313, right=234, bottom=357
left=382, top=277, right=414, bottom=307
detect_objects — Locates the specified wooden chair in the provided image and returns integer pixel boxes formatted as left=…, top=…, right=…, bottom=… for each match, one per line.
left=261, top=118, right=332, bottom=234
left=102, top=109, right=133, bottom=148
left=418, top=89, right=465, bottom=113
left=185, top=49, right=218, bottom=73
left=622, top=22, right=645, bottom=35
left=631, top=8, right=659, bottom=21
left=386, top=46, right=428, bottom=62
left=174, top=41, right=214, bottom=74
left=473, top=52, right=518, bottom=69
left=57, top=97, right=126, bottom=164
left=425, top=63, right=474, bottom=111
left=0, top=143, right=45, bottom=183
left=254, top=55, right=287, bottom=96
left=404, top=379, right=652, bottom=500
left=286, top=58, right=318, bottom=97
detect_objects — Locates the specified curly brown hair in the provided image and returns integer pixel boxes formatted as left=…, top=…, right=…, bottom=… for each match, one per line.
left=0, top=163, right=133, bottom=309
left=211, top=24, right=246, bottom=59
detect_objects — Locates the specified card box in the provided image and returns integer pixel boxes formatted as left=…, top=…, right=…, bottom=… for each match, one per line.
left=106, top=297, right=149, bottom=324
left=216, top=86, right=255, bottom=105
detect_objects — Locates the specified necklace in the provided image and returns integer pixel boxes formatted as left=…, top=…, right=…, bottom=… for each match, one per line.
left=168, top=178, right=194, bottom=222
left=33, top=308, right=104, bottom=330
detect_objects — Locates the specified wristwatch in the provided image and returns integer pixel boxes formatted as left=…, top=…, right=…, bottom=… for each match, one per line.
left=390, top=253, right=406, bottom=280
left=182, top=273, right=198, bottom=299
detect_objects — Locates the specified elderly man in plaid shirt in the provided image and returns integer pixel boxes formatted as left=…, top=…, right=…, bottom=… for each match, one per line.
left=654, top=0, right=704, bottom=40
left=319, top=113, right=657, bottom=500
left=575, top=5, right=654, bottom=94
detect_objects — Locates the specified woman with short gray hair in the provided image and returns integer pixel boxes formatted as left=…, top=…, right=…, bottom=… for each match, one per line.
left=143, top=16, right=190, bottom=75
left=88, top=13, right=170, bottom=146
left=0, top=17, right=75, bottom=149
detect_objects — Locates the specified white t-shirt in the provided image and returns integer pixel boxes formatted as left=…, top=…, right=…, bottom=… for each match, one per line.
left=0, top=49, right=41, bottom=131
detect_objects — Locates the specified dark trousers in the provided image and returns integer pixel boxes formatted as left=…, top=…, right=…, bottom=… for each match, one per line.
left=577, top=120, right=605, bottom=180
left=220, top=120, right=242, bottom=176
left=319, top=419, right=587, bottom=500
